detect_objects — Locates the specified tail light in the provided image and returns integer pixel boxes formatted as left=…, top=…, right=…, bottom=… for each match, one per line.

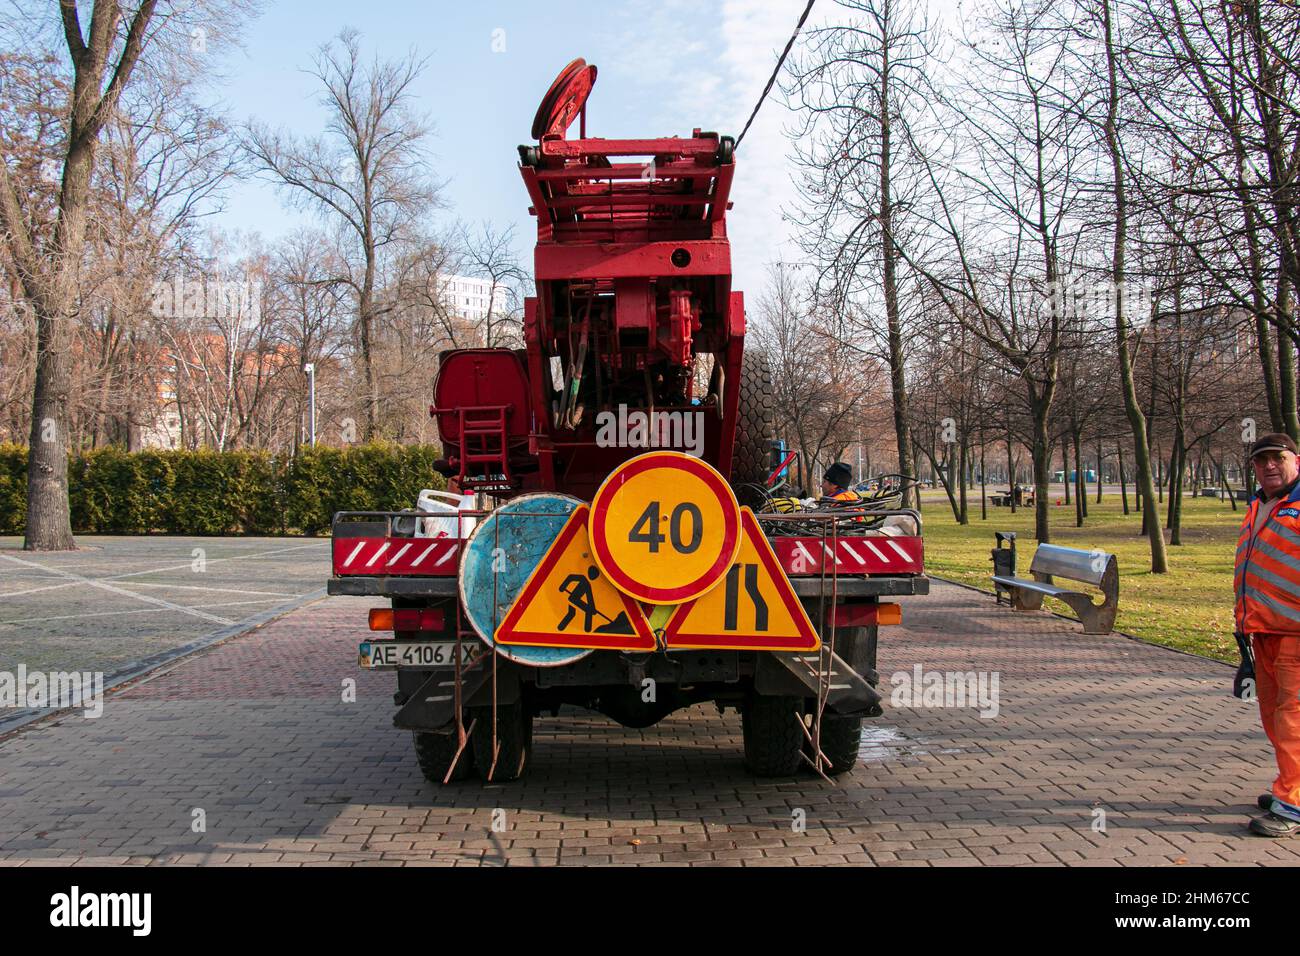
left=827, top=602, right=902, bottom=628
left=876, top=603, right=902, bottom=626
left=368, top=607, right=446, bottom=631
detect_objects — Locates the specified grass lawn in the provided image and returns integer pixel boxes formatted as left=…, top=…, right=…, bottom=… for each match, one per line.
left=916, top=487, right=1246, bottom=662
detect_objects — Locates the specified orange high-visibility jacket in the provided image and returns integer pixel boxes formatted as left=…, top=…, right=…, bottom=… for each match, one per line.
left=1236, top=480, right=1300, bottom=635
left=824, top=488, right=867, bottom=523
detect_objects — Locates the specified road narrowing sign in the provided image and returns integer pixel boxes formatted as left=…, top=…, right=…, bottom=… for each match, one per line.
left=662, top=507, right=821, bottom=652
left=495, top=505, right=656, bottom=651
left=589, top=451, right=742, bottom=605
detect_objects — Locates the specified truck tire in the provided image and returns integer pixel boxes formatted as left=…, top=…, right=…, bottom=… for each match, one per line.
left=804, top=712, right=862, bottom=777
left=470, top=701, right=533, bottom=782
left=413, top=729, right=474, bottom=784
left=742, top=693, right=804, bottom=777
left=731, top=351, right=776, bottom=507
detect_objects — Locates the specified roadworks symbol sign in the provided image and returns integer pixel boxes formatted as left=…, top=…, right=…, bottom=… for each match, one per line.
left=495, top=504, right=656, bottom=651
left=662, top=507, right=821, bottom=652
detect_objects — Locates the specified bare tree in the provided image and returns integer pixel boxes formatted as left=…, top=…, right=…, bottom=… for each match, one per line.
left=1085, top=0, right=1169, bottom=569
left=897, top=0, right=1094, bottom=542
left=245, top=28, right=441, bottom=440
left=0, top=1, right=254, bottom=548
left=270, top=228, right=349, bottom=449
left=1122, top=0, right=1300, bottom=437
left=751, top=262, right=890, bottom=493
left=453, top=221, right=527, bottom=349
left=785, top=0, right=937, bottom=507
left=0, top=2, right=161, bottom=549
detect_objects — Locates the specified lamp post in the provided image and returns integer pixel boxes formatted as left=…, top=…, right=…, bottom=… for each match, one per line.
left=304, top=362, right=316, bottom=448
left=857, top=426, right=864, bottom=485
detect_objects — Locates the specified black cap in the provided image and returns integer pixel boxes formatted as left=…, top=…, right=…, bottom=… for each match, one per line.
left=824, top=462, right=853, bottom=489
left=1249, top=433, right=1298, bottom=459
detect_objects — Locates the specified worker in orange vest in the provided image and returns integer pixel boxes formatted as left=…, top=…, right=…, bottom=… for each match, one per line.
left=817, top=461, right=870, bottom=524
left=820, top=462, right=860, bottom=503
left=1237, top=432, right=1300, bottom=837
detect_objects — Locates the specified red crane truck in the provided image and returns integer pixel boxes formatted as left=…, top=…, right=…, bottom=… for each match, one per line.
left=326, top=60, right=928, bottom=783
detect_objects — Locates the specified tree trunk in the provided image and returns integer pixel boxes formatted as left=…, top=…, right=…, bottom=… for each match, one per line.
left=1119, top=442, right=1129, bottom=515
left=1062, top=435, right=1071, bottom=506
left=911, top=446, right=923, bottom=514
left=25, top=311, right=76, bottom=550
left=958, top=432, right=968, bottom=524
left=359, top=276, right=378, bottom=440
left=1073, top=430, right=1085, bottom=526
left=1169, top=431, right=1184, bottom=546
left=1165, top=441, right=1178, bottom=530
left=1095, top=441, right=1104, bottom=504
left=1006, top=432, right=1017, bottom=515
left=1157, top=447, right=1165, bottom=503
left=1032, top=412, right=1051, bottom=543
left=980, top=440, right=987, bottom=521
left=879, top=65, right=913, bottom=510
left=1280, top=284, right=1299, bottom=441
left=1100, top=0, right=1165, bottom=571
left=1238, top=119, right=1283, bottom=431
left=928, top=443, right=961, bottom=522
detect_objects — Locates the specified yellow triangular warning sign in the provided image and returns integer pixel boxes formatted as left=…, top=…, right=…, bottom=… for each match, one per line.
left=662, top=508, right=820, bottom=651
left=495, top=505, right=657, bottom=651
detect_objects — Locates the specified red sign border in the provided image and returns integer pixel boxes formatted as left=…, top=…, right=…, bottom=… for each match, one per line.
left=662, top=507, right=820, bottom=652
left=589, top=451, right=742, bottom=605
left=495, top=505, right=657, bottom=651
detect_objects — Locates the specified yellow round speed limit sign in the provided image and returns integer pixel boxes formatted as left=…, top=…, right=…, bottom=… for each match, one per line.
left=589, top=452, right=742, bottom=604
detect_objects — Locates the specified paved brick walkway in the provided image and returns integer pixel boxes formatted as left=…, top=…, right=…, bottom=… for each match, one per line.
left=1, top=581, right=1295, bottom=866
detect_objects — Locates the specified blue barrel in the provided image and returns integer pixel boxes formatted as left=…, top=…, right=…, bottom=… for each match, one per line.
left=458, top=493, right=592, bottom=667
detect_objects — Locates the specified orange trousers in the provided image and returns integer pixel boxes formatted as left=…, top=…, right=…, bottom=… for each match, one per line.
left=1253, top=633, right=1300, bottom=818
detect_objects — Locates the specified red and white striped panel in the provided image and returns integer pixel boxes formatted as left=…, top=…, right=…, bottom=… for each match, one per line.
left=332, top=537, right=460, bottom=576
left=771, top=535, right=924, bottom=576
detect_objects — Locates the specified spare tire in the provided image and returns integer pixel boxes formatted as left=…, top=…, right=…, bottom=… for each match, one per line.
left=731, top=351, right=776, bottom=509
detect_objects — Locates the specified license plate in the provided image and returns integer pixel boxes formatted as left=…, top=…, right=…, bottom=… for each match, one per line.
left=359, top=641, right=478, bottom=669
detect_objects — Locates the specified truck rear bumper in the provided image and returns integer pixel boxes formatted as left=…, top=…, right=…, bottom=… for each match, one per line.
left=328, top=575, right=930, bottom=599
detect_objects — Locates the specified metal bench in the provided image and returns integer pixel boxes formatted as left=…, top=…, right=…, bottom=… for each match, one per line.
left=991, top=542, right=1118, bottom=634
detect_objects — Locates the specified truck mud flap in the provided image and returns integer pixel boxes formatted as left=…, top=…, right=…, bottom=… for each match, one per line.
left=393, top=657, right=522, bottom=732
left=756, top=650, right=883, bottom=718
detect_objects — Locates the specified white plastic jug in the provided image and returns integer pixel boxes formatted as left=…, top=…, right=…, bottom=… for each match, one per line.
left=415, top=489, right=477, bottom=539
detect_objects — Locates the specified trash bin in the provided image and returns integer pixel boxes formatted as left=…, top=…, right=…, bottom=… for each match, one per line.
left=992, top=531, right=1017, bottom=606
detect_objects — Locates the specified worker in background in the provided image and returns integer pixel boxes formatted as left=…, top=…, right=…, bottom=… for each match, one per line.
left=1236, top=432, right=1300, bottom=837
left=820, top=462, right=860, bottom=504
left=769, top=462, right=863, bottom=514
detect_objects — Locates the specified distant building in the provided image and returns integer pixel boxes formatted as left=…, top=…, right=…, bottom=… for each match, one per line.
left=139, top=334, right=299, bottom=450
left=139, top=381, right=182, bottom=450
left=436, top=274, right=509, bottom=323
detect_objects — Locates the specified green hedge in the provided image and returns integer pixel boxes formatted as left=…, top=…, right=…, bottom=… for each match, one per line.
left=0, top=443, right=444, bottom=535
left=0, top=444, right=26, bottom=534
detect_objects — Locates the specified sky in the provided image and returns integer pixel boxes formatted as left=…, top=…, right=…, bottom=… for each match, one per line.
left=202, top=0, right=847, bottom=297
